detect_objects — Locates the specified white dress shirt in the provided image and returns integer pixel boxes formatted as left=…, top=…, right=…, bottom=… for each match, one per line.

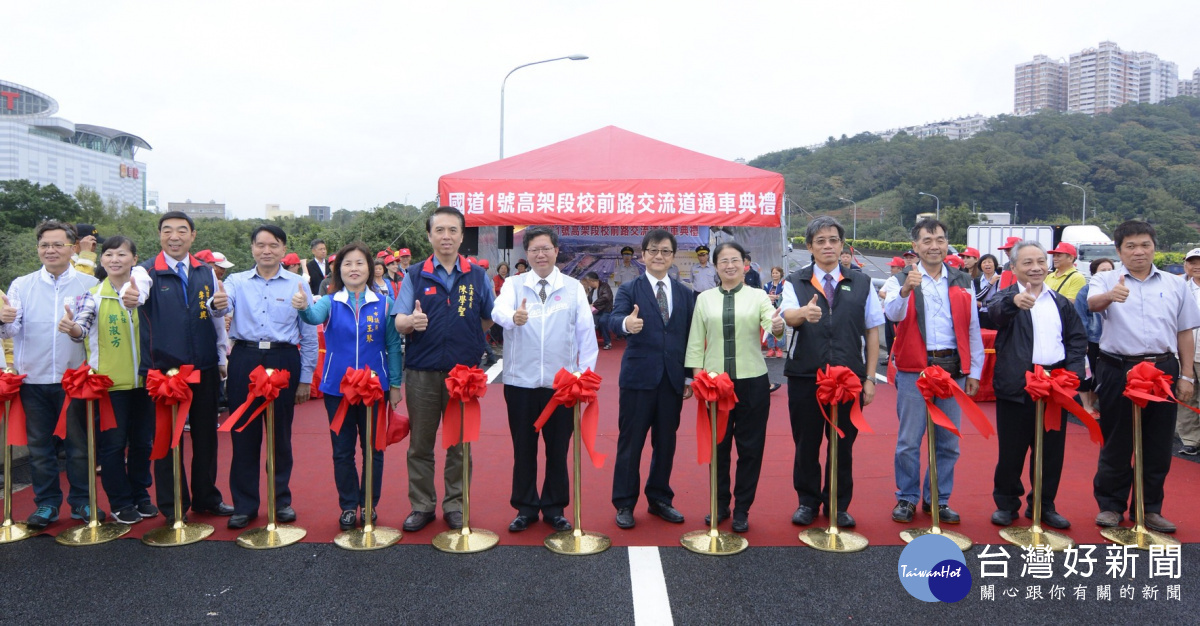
left=1023, top=284, right=1066, bottom=366
left=492, top=267, right=598, bottom=389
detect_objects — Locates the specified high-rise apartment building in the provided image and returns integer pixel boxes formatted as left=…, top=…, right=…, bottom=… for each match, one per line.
left=1068, top=41, right=1141, bottom=115
left=1135, top=52, right=1179, bottom=104
left=308, top=205, right=330, bottom=221
left=1014, top=55, right=1067, bottom=115
left=1181, top=68, right=1200, bottom=98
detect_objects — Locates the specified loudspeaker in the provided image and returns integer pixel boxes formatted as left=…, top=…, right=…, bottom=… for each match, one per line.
left=461, top=227, right=480, bottom=256
left=498, top=226, right=514, bottom=249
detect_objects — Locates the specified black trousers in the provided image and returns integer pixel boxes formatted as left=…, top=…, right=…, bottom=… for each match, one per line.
left=716, top=375, right=771, bottom=516
left=611, top=377, right=683, bottom=510
left=993, top=397, right=1066, bottom=513
left=1094, top=357, right=1178, bottom=515
left=153, top=366, right=224, bottom=513
left=227, top=345, right=301, bottom=516
left=504, top=385, right=571, bottom=519
left=788, top=377, right=858, bottom=513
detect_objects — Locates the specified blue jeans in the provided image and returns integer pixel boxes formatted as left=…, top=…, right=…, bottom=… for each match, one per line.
left=594, top=312, right=612, bottom=345
left=20, top=384, right=89, bottom=512
left=324, top=394, right=384, bottom=511
left=98, top=388, right=154, bottom=511
left=894, top=370, right=962, bottom=506
left=767, top=333, right=785, bottom=350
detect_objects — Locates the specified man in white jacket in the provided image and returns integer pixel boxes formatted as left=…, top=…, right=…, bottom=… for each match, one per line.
left=491, top=226, right=598, bottom=534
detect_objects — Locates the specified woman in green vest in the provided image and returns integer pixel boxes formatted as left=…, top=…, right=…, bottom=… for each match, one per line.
left=59, top=235, right=155, bottom=525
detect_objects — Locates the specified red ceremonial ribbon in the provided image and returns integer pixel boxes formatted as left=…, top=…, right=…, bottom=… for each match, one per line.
left=57, top=364, right=116, bottom=438
left=146, top=366, right=201, bottom=460
left=534, top=368, right=605, bottom=468
left=915, top=365, right=994, bottom=439
left=219, top=366, right=291, bottom=432
left=1122, top=361, right=1200, bottom=418
left=815, top=365, right=873, bottom=438
left=0, top=370, right=28, bottom=446
left=331, top=366, right=395, bottom=451
left=1024, top=365, right=1102, bottom=444
left=442, top=364, right=488, bottom=450
left=691, top=371, right=738, bottom=464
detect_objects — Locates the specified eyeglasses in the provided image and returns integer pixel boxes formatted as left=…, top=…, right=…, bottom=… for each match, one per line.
left=38, top=242, right=69, bottom=250
left=527, top=247, right=556, bottom=256
left=716, top=258, right=743, bottom=267
left=810, top=237, right=841, bottom=246
left=644, top=248, right=675, bottom=257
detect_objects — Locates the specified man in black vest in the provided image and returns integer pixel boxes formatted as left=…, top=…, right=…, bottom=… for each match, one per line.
left=779, top=216, right=884, bottom=528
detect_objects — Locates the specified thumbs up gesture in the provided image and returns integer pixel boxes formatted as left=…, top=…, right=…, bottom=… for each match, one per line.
left=1110, top=274, right=1129, bottom=303
left=58, top=303, right=79, bottom=337
left=625, top=303, right=644, bottom=334
left=801, top=294, right=823, bottom=324
left=212, top=280, right=229, bottom=310
left=513, top=298, right=529, bottom=326
left=900, top=268, right=923, bottom=297
left=411, top=300, right=428, bottom=332
left=0, top=291, right=15, bottom=325
left=1014, top=283, right=1037, bottom=310
left=122, top=278, right=141, bottom=309
left=771, top=306, right=785, bottom=335
left=292, top=282, right=310, bottom=310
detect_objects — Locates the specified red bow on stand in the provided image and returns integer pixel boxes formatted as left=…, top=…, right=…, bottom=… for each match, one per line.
left=443, top=364, right=488, bottom=449
left=1024, top=365, right=1102, bottom=444
left=815, top=365, right=873, bottom=438
left=219, top=366, right=291, bottom=432
left=691, top=371, right=738, bottom=464
left=146, top=366, right=201, bottom=460
left=1123, top=361, right=1200, bottom=416
left=915, top=365, right=995, bottom=439
left=57, top=364, right=116, bottom=438
left=332, top=366, right=402, bottom=451
left=0, top=370, right=28, bottom=446
left=535, top=368, right=605, bottom=468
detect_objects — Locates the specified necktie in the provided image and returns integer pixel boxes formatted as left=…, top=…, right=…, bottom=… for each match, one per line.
left=538, top=279, right=548, bottom=304
left=656, top=281, right=669, bottom=323
left=823, top=274, right=835, bottom=307
left=176, top=261, right=190, bottom=305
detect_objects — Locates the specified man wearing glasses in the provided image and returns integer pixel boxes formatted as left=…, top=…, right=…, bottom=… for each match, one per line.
left=608, top=229, right=695, bottom=529
left=1, top=221, right=99, bottom=529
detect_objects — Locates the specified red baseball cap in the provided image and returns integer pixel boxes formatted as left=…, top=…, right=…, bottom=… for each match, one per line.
left=997, top=236, right=1022, bottom=251
left=194, top=249, right=215, bottom=264
left=328, top=254, right=336, bottom=263
left=1047, top=242, right=1077, bottom=257
left=397, top=248, right=412, bottom=257
left=384, top=255, right=397, bottom=265
left=960, top=247, right=980, bottom=258
left=888, top=256, right=906, bottom=267
left=477, top=259, right=490, bottom=270
left=945, top=255, right=964, bottom=269
left=376, top=250, right=389, bottom=258
left=281, top=253, right=301, bottom=265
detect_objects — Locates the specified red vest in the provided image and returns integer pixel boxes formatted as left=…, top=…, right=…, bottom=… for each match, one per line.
left=892, top=276, right=975, bottom=376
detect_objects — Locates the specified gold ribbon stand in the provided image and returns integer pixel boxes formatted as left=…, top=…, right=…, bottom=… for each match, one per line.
left=1101, top=405, right=1181, bottom=550
left=335, top=398, right=401, bottom=550
left=544, top=404, right=610, bottom=555
left=800, top=404, right=868, bottom=552
left=144, top=369, right=215, bottom=546
left=433, top=400, right=499, bottom=553
left=1000, top=397, right=1074, bottom=551
left=56, top=396, right=130, bottom=546
left=900, top=406, right=972, bottom=551
left=681, top=399, right=747, bottom=555
left=1, top=373, right=38, bottom=544
left=238, top=370, right=306, bottom=549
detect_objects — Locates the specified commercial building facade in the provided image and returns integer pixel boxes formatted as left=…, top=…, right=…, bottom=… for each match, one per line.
left=168, top=200, right=225, bottom=220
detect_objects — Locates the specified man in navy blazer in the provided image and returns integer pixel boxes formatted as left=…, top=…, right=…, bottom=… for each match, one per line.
left=608, top=229, right=696, bottom=529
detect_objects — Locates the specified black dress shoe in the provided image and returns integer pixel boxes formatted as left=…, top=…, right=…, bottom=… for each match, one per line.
left=836, top=511, right=856, bottom=528
left=704, top=509, right=731, bottom=525
left=445, top=511, right=463, bottom=530
left=508, top=515, right=534, bottom=532
left=791, top=505, right=816, bottom=526
left=547, top=515, right=573, bottom=531
left=200, top=502, right=235, bottom=516
left=339, top=510, right=357, bottom=531
left=731, top=512, right=749, bottom=533
left=276, top=506, right=296, bottom=523
left=615, top=508, right=635, bottom=529
left=992, top=509, right=1018, bottom=526
left=892, top=501, right=916, bottom=523
left=227, top=514, right=254, bottom=529
left=647, top=501, right=684, bottom=524
left=1039, top=510, right=1071, bottom=530
left=403, top=510, right=436, bottom=532
left=922, top=502, right=960, bottom=524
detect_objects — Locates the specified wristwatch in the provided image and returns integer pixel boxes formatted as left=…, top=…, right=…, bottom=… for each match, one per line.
left=1180, top=376, right=1195, bottom=383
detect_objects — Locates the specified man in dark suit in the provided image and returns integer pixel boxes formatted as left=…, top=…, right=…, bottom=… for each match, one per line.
left=306, top=239, right=328, bottom=295
left=608, top=228, right=695, bottom=529
left=582, top=271, right=615, bottom=350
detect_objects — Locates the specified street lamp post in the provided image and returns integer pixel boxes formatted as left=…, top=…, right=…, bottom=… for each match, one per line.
left=1062, top=182, right=1087, bottom=225
left=837, top=196, right=858, bottom=243
left=918, top=192, right=940, bottom=220
left=500, top=55, right=589, bottom=159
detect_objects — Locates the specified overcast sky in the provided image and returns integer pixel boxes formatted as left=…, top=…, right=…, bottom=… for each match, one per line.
left=7, top=1, right=1198, bottom=219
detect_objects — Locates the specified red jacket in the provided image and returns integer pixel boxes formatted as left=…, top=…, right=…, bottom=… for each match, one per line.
left=892, top=267, right=975, bottom=376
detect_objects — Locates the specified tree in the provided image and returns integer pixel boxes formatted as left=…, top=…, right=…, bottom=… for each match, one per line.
left=941, top=203, right=980, bottom=243
left=0, top=179, right=81, bottom=232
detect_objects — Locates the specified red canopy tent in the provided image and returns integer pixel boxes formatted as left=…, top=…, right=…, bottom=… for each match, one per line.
left=438, top=126, right=784, bottom=228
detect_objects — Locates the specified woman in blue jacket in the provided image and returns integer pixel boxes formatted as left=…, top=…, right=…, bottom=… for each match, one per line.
left=293, top=242, right=403, bottom=531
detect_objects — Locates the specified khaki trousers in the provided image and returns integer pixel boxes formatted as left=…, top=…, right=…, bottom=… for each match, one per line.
left=404, top=368, right=470, bottom=513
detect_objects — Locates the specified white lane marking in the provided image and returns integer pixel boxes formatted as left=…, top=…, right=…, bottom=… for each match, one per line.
left=486, top=358, right=502, bottom=383
left=629, top=546, right=674, bottom=625
left=876, top=372, right=888, bottom=384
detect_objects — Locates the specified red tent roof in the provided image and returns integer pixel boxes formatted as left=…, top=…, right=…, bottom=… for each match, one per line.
left=438, top=126, right=783, bottom=227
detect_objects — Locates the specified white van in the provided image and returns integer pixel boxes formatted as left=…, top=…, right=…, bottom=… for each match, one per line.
left=1058, top=225, right=1118, bottom=277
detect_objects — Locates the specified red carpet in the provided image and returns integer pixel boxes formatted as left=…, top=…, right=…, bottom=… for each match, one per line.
left=15, top=345, right=1200, bottom=547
